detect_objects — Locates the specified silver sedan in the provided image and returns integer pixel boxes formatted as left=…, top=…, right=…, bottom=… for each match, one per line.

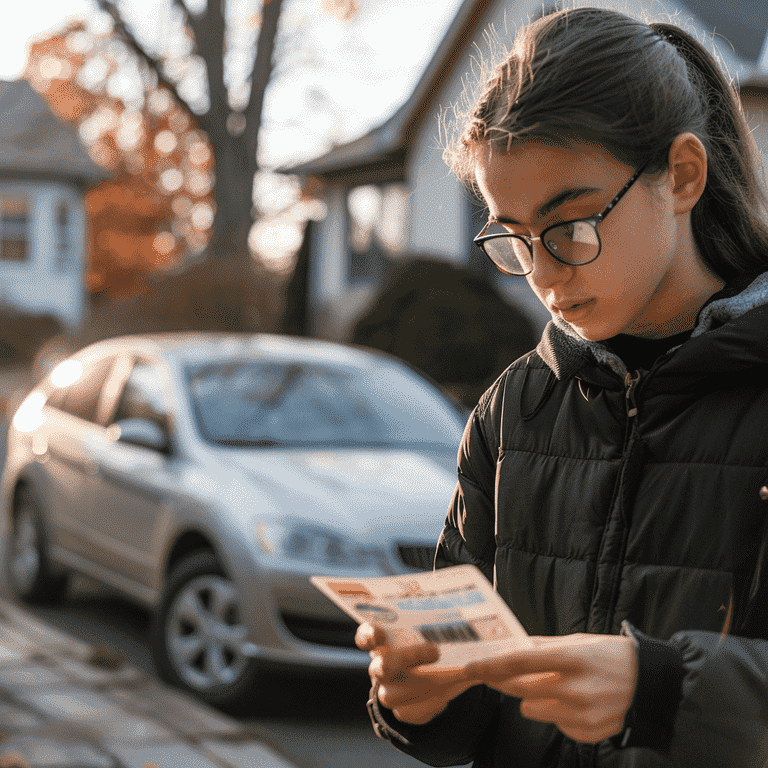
left=1, top=333, right=465, bottom=709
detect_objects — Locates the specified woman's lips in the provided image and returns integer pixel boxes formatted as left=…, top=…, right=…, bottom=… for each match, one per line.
left=553, top=298, right=595, bottom=318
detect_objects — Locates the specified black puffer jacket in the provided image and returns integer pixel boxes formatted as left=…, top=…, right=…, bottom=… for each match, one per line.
left=368, top=274, right=768, bottom=767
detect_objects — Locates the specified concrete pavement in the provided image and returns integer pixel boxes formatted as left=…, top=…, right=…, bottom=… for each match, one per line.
left=0, top=597, right=300, bottom=768
left=0, top=364, right=307, bottom=768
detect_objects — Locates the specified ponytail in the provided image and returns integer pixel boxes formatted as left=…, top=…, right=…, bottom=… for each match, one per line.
left=650, top=23, right=768, bottom=279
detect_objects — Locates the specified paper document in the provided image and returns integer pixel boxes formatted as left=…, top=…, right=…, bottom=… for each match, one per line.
left=311, top=564, right=532, bottom=670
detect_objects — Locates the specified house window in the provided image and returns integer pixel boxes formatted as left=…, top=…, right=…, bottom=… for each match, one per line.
left=347, top=184, right=408, bottom=283
left=56, top=201, right=73, bottom=271
left=0, top=197, right=29, bottom=262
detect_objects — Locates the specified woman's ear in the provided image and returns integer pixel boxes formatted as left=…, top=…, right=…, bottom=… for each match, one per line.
left=667, top=132, right=707, bottom=215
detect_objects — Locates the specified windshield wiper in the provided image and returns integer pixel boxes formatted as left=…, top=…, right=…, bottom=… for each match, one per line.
left=212, top=438, right=285, bottom=447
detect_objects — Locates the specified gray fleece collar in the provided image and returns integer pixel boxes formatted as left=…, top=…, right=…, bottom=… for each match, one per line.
left=537, top=271, right=768, bottom=380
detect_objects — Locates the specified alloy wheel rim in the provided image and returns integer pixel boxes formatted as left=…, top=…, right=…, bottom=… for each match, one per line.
left=166, top=573, right=249, bottom=691
left=10, top=506, right=41, bottom=591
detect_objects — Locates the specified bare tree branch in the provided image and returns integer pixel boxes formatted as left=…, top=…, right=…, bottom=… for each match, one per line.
left=184, top=0, right=226, bottom=144
left=170, top=0, right=192, bottom=24
left=244, top=0, right=286, bottom=161
left=94, top=0, right=202, bottom=126
left=170, top=0, right=203, bottom=53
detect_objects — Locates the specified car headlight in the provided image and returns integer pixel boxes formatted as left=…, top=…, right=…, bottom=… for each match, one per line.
left=12, top=391, right=46, bottom=433
left=255, top=519, right=382, bottom=569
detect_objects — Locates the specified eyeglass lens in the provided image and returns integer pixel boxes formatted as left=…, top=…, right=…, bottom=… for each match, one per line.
left=483, top=220, right=600, bottom=274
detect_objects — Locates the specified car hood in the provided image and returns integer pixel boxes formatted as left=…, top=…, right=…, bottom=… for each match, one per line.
left=224, top=447, right=457, bottom=540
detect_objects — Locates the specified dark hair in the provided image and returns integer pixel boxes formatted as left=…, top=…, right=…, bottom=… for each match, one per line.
left=444, top=7, right=768, bottom=280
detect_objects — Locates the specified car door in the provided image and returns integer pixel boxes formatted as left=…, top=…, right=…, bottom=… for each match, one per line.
left=85, top=357, right=178, bottom=590
left=44, top=354, right=117, bottom=561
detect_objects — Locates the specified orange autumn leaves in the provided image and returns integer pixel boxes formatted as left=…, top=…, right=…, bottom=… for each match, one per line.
left=25, top=21, right=215, bottom=299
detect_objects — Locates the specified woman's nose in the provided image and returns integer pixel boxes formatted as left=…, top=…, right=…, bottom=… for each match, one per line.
left=527, top=241, right=573, bottom=290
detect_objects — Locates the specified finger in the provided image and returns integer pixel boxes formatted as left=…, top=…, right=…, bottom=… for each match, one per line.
left=530, top=634, right=586, bottom=646
left=519, top=697, right=562, bottom=723
left=519, top=697, right=624, bottom=744
left=378, top=675, right=469, bottom=712
left=520, top=697, right=600, bottom=729
left=391, top=699, right=449, bottom=725
left=496, top=671, right=564, bottom=699
left=378, top=679, right=448, bottom=709
left=466, top=643, right=585, bottom=680
left=369, top=644, right=441, bottom=683
left=355, top=622, right=385, bottom=651
left=409, top=663, right=472, bottom=686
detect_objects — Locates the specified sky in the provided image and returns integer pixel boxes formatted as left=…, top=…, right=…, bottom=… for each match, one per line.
left=1, top=0, right=93, bottom=80
left=1, top=0, right=465, bottom=169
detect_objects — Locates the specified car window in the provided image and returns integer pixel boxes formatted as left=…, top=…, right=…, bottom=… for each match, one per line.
left=55, top=356, right=116, bottom=424
left=185, top=359, right=465, bottom=448
left=112, top=360, right=170, bottom=429
left=96, top=354, right=134, bottom=426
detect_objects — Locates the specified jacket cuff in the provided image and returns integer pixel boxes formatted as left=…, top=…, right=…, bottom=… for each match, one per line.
left=367, top=682, right=413, bottom=746
left=612, top=620, right=685, bottom=750
left=366, top=681, right=455, bottom=746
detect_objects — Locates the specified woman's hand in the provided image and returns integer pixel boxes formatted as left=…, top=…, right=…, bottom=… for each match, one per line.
left=464, top=633, right=638, bottom=744
left=356, top=623, right=476, bottom=724
left=357, top=624, right=638, bottom=741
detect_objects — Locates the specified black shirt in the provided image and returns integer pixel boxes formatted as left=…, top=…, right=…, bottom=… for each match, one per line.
left=606, top=330, right=693, bottom=372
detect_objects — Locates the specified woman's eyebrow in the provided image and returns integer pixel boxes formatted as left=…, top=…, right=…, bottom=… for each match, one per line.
left=492, top=186, right=601, bottom=225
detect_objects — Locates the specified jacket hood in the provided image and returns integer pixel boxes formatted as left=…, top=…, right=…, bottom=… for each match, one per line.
left=537, top=270, right=768, bottom=382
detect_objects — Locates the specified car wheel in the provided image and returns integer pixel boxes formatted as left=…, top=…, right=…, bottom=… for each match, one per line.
left=6, top=486, right=68, bottom=604
left=151, top=551, right=261, bottom=711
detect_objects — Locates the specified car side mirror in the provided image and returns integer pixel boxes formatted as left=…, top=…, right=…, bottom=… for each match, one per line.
left=114, top=418, right=169, bottom=453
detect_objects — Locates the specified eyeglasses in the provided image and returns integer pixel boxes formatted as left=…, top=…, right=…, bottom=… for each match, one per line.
left=473, top=161, right=650, bottom=276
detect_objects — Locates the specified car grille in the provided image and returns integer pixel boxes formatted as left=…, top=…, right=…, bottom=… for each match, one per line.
left=397, top=543, right=435, bottom=571
left=281, top=613, right=358, bottom=649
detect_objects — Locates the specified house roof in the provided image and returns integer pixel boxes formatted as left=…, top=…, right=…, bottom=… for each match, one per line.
left=280, top=0, right=488, bottom=179
left=282, top=0, right=768, bottom=181
left=0, top=80, right=107, bottom=185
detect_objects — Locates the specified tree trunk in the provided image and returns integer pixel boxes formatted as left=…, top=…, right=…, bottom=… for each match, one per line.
left=206, top=133, right=256, bottom=261
left=179, top=130, right=262, bottom=332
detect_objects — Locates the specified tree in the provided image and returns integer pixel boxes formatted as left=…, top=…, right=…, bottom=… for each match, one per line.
left=25, top=0, right=358, bottom=337
left=351, top=257, right=537, bottom=409
left=26, top=21, right=215, bottom=299
left=89, top=0, right=356, bottom=262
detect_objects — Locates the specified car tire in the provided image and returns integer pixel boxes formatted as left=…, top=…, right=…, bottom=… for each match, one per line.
left=151, top=551, right=261, bottom=711
left=6, top=486, right=68, bottom=604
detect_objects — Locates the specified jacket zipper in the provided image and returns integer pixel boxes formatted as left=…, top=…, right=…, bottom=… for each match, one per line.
left=624, top=370, right=640, bottom=421
left=583, top=372, right=644, bottom=768
left=603, top=370, right=643, bottom=638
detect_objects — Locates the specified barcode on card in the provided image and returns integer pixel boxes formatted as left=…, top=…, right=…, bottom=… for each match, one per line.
left=418, top=621, right=480, bottom=644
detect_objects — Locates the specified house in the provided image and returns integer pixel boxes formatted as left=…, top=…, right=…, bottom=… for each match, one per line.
left=0, top=79, right=106, bottom=329
left=283, top=0, right=768, bottom=341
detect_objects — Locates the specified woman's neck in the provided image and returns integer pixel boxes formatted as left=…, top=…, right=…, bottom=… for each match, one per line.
left=630, top=225, right=725, bottom=339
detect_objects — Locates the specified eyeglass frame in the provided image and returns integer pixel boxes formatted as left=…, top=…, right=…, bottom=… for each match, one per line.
left=473, top=160, right=651, bottom=276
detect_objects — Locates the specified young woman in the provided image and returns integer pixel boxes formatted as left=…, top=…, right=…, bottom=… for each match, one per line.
left=355, top=7, right=768, bottom=767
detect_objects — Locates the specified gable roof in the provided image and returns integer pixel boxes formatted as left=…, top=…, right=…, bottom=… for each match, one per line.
left=0, top=80, right=107, bottom=184
left=283, top=0, right=768, bottom=181
left=281, top=0, right=487, bottom=179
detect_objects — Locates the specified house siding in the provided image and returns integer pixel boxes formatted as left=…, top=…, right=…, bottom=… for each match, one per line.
left=300, top=0, right=768, bottom=343
left=0, top=179, right=85, bottom=328
left=407, top=128, right=467, bottom=262
left=742, top=91, right=768, bottom=183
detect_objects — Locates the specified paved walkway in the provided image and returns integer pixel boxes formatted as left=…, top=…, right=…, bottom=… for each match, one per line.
left=0, top=598, right=300, bottom=768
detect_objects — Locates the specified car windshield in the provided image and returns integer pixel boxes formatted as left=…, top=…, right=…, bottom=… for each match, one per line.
left=185, top=358, right=464, bottom=448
